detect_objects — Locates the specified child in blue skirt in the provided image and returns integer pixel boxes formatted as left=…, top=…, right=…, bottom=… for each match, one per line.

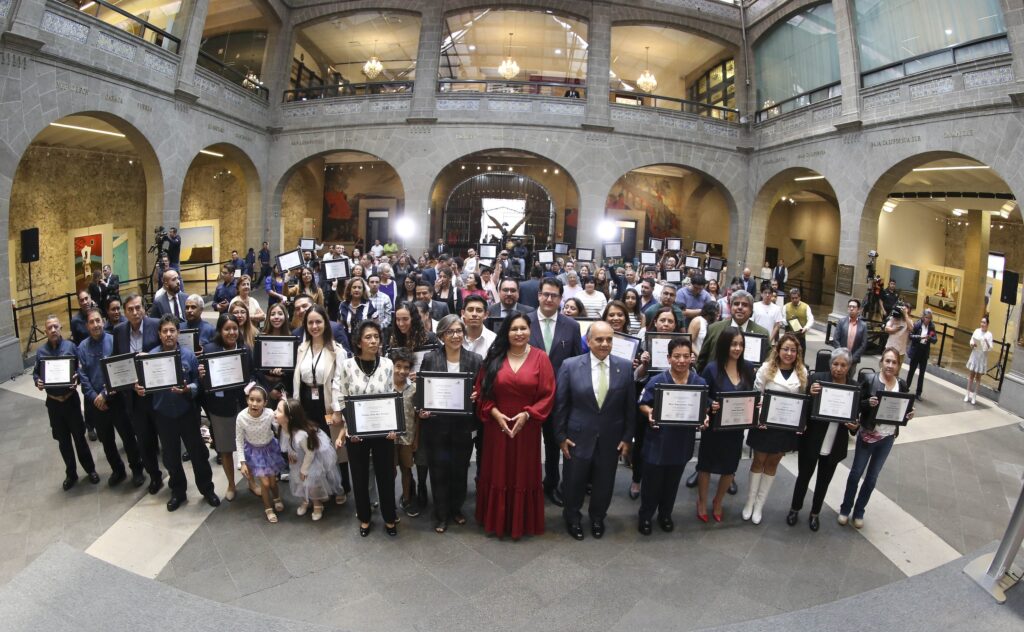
left=236, top=386, right=287, bottom=522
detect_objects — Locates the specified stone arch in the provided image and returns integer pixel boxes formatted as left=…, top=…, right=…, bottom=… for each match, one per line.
left=748, top=166, right=838, bottom=269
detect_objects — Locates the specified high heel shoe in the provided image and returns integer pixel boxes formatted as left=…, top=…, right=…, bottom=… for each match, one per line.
left=359, top=523, right=371, bottom=537
left=696, top=501, right=708, bottom=523
left=712, top=504, right=723, bottom=523
left=385, top=523, right=398, bottom=537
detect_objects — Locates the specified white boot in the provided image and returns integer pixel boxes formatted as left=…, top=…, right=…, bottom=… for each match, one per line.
left=751, top=474, right=775, bottom=525
left=970, top=392, right=977, bottom=405
left=742, top=472, right=762, bottom=521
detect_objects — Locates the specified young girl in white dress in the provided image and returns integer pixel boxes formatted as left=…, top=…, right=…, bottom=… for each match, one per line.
left=965, top=316, right=994, bottom=405
left=236, top=386, right=286, bottom=522
left=276, top=398, right=343, bottom=521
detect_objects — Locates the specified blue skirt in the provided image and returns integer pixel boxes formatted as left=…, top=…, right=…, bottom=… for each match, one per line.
left=244, top=437, right=287, bottom=478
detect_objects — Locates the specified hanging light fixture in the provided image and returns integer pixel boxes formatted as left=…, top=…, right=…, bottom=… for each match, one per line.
left=363, top=40, right=383, bottom=79
left=637, top=46, right=658, bottom=93
left=498, top=32, right=520, bottom=80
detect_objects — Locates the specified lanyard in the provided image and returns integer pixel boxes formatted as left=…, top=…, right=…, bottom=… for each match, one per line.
left=309, top=347, right=325, bottom=387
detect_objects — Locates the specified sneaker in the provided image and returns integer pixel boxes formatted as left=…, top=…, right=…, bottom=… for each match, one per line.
left=963, top=393, right=970, bottom=403
left=970, top=394, right=977, bottom=405
left=312, top=506, right=323, bottom=521
left=401, top=497, right=420, bottom=518
left=837, top=513, right=849, bottom=526
left=280, top=471, right=290, bottom=482
left=852, top=518, right=865, bottom=529
left=335, top=493, right=347, bottom=506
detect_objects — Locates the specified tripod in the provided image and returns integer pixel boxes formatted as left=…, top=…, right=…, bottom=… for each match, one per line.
left=25, top=260, right=45, bottom=352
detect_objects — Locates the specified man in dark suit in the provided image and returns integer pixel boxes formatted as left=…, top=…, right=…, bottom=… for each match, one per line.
left=415, top=280, right=451, bottom=322
left=830, top=298, right=868, bottom=371
left=696, top=290, right=770, bottom=373
left=773, top=259, right=788, bottom=292
left=166, top=227, right=182, bottom=269
left=554, top=321, right=635, bottom=539
left=486, top=278, right=536, bottom=319
left=434, top=238, right=447, bottom=256
left=100, top=265, right=120, bottom=305
left=737, top=267, right=758, bottom=295
left=149, top=269, right=187, bottom=322
left=518, top=266, right=543, bottom=309
left=528, top=277, right=582, bottom=505
left=112, top=293, right=163, bottom=494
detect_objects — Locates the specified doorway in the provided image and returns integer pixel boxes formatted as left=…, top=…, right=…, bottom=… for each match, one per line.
left=366, top=210, right=389, bottom=246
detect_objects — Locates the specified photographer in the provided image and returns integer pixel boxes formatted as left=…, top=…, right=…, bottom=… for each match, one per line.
left=883, top=302, right=911, bottom=364
left=166, top=227, right=181, bottom=270
left=906, top=308, right=938, bottom=401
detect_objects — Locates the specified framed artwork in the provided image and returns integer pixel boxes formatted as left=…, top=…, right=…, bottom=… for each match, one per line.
left=68, top=223, right=113, bottom=294
left=179, top=220, right=220, bottom=265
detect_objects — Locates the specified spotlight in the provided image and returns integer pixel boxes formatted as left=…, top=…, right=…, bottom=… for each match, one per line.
left=395, top=217, right=415, bottom=240
left=598, top=220, right=617, bottom=240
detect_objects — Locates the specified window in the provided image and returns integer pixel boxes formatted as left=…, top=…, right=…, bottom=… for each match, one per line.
left=753, top=3, right=840, bottom=112
left=689, top=59, right=737, bottom=117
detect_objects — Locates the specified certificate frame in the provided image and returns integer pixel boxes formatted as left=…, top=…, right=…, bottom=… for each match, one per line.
left=649, top=238, right=663, bottom=252
left=300, top=237, right=316, bottom=251
left=343, top=392, right=406, bottom=437
left=693, top=241, right=710, bottom=254
left=414, top=372, right=473, bottom=415
left=575, top=317, right=598, bottom=339
left=653, top=383, right=709, bottom=427
left=39, top=355, right=78, bottom=388
left=710, top=391, right=760, bottom=430
left=666, top=238, right=682, bottom=251
left=576, top=248, right=594, bottom=262
left=134, top=350, right=185, bottom=393
left=233, top=268, right=242, bottom=279
left=178, top=329, right=200, bottom=353
left=537, top=250, right=554, bottom=264
left=324, top=259, right=350, bottom=281
left=277, top=249, right=303, bottom=271
left=703, top=269, right=719, bottom=283
left=684, top=255, right=701, bottom=269
left=640, top=250, right=658, bottom=265
left=758, top=391, right=810, bottom=432
left=662, top=269, right=682, bottom=284
left=478, top=243, right=498, bottom=259
left=603, top=243, right=622, bottom=259
left=199, top=348, right=250, bottom=392
left=706, top=256, right=725, bottom=272
left=254, top=335, right=299, bottom=370
left=870, top=390, right=914, bottom=426
left=412, top=343, right=442, bottom=373
left=811, top=381, right=860, bottom=424
left=645, top=332, right=690, bottom=371
left=478, top=258, right=494, bottom=270
left=742, top=332, right=769, bottom=366
left=611, top=332, right=642, bottom=362
left=101, top=352, right=139, bottom=393
left=554, top=242, right=570, bottom=255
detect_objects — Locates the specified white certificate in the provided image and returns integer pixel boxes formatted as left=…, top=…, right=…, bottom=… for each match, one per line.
left=764, top=395, right=805, bottom=427
left=640, top=251, right=657, bottom=265
left=259, top=339, right=296, bottom=368
left=818, top=386, right=856, bottom=419
left=178, top=330, right=198, bottom=352
left=875, top=394, right=911, bottom=423
left=233, top=268, right=242, bottom=279
left=604, top=243, right=622, bottom=258
left=300, top=238, right=315, bottom=251
left=663, top=270, right=682, bottom=284
left=353, top=398, right=398, bottom=434
left=207, top=354, right=244, bottom=388
left=649, top=337, right=672, bottom=370
left=666, top=238, right=682, bottom=251
left=719, top=396, right=755, bottom=427
left=704, top=269, right=719, bottom=283
left=43, top=359, right=72, bottom=384
left=743, top=336, right=763, bottom=364
left=611, top=334, right=640, bottom=362
left=659, top=389, right=703, bottom=423
left=423, top=377, right=466, bottom=411
left=104, top=356, right=138, bottom=390
left=576, top=248, right=594, bottom=262
left=684, top=256, right=700, bottom=269
left=538, top=251, right=554, bottom=264
left=142, top=355, right=178, bottom=389
left=554, top=243, right=570, bottom=255
left=479, top=244, right=498, bottom=259
left=324, top=259, right=349, bottom=280
left=650, top=239, right=663, bottom=251
left=278, top=250, right=303, bottom=271
left=693, top=241, right=709, bottom=254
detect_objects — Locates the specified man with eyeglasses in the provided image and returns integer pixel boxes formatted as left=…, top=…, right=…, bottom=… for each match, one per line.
left=486, top=278, right=536, bottom=319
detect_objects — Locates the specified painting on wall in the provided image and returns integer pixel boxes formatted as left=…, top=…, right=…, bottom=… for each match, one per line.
left=322, top=166, right=405, bottom=244
left=179, top=221, right=218, bottom=264
left=922, top=269, right=961, bottom=318
left=68, top=224, right=113, bottom=294
left=112, top=230, right=135, bottom=283
left=605, top=172, right=681, bottom=241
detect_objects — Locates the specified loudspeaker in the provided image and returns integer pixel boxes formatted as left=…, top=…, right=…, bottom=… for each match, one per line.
left=1001, top=270, right=1019, bottom=305
left=20, top=228, right=39, bottom=264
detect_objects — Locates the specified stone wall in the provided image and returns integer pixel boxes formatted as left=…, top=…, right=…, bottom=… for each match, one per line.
left=280, top=161, right=323, bottom=250
left=180, top=158, right=248, bottom=259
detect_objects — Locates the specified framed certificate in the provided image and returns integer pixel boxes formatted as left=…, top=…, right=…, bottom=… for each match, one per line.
left=135, top=350, right=184, bottom=392
left=704, top=269, right=719, bottom=283
left=576, top=248, right=594, bottom=262
left=611, top=332, right=642, bottom=362
left=662, top=270, right=682, bottom=284
left=870, top=390, right=914, bottom=426
left=415, top=372, right=473, bottom=415
left=645, top=332, right=689, bottom=371
left=233, top=268, right=242, bottom=279
left=537, top=250, right=554, bottom=264
left=653, top=383, right=709, bottom=427
left=300, top=237, right=316, bottom=251
left=255, top=335, right=298, bottom=370
left=684, top=255, right=701, bottom=269
left=102, top=352, right=139, bottom=393
left=478, top=258, right=494, bottom=270
left=554, top=242, right=570, bottom=255
left=666, top=238, right=682, bottom=251
left=758, top=391, right=810, bottom=432
left=640, top=250, right=658, bottom=265
left=706, top=256, right=725, bottom=272
left=693, top=241, right=710, bottom=254
left=343, top=392, right=406, bottom=437
left=323, top=259, right=349, bottom=280
left=277, top=249, right=303, bottom=271
left=200, top=348, right=250, bottom=391
left=178, top=329, right=200, bottom=353
left=649, top=238, right=663, bottom=252
left=811, top=381, right=860, bottom=423
left=603, top=243, right=622, bottom=259
left=478, top=243, right=498, bottom=259
left=742, top=332, right=769, bottom=366
left=412, top=344, right=441, bottom=373
left=39, top=356, right=77, bottom=388
left=710, top=391, right=759, bottom=430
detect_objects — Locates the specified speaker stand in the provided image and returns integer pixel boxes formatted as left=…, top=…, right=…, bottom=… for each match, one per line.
left=25, top=261, right=45, bottom=352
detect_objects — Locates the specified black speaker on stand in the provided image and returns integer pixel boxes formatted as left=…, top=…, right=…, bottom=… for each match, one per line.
left=999, top=270, right=1019, bottom=360
left=20, top=228, right=45, bottom=349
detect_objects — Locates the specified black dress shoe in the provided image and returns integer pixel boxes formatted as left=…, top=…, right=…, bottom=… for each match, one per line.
left=87, top=472, right=101, bottom=484
left=638, top=519, right=652, bottom=536
left=359, top=523, right=372, bottom=537
left=591, top=520, right=605, bottom=539
left=567, top=523, right=584, bottom=541
left=547, top=488, right=565, bottom=507
left=203, top=492, right=221, bottom=507
left=148, top=477, right=164, bottom=495
left=385, top=524, right=398, bottom=537
left=87, top=429, right=98, bottom=442
left=685, top=471, right=698, bottom=488
left=62, top=476, right=79, bottom=491
left=182, top=451, right=190, bottom=462
left=809, top=515, right=820, bottom=532
left=131, top=471, right=146, bottom=487
left=658, top=516, right=674, bottom=532
left=166, top=496, right=186, bottom=512
left=786, top=510, right=799, bottom=526
left=108, top=470, right=127, bottom=487
left=728, top=481, right=738, bottom=495
left=586, top=484, right=592, bottom=496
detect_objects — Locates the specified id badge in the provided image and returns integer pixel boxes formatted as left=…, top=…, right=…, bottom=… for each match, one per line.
left=311, top=388, right=320, bottom=401
left=215, top=391, right=225, bottom=398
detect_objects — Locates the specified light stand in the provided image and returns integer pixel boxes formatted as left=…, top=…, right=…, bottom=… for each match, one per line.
left=25, top=260, right=45, bottom=352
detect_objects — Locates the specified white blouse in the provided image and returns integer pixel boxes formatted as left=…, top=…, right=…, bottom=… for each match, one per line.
left=235, top=408, right=277, bottom=460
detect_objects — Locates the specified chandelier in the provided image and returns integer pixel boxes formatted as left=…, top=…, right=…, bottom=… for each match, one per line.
left=498, top=32, right=520, bottom=80
left=363, top=40, right=383, bottom=79
left=637, top=46, right=657, bottom=93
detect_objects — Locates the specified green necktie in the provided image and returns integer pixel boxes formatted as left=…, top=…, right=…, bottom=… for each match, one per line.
left=543, top=318, right=554, bottom=352
left=597, top=360, right=608, bottom=408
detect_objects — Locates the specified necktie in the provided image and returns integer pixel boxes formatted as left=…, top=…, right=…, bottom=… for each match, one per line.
left=597, top=361, right=608, bottom=408
left=543, top=318, right=554, bottom=352
left=171, top=295, right=179, bottom=319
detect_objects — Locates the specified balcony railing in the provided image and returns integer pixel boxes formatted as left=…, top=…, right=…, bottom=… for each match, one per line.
left=438, top=79, right=587, bottom=99
left=861, top=34, right=1010, bottom=89
left=282, top=81, right=414, bottom=102
left=60, top=0, right=180, bottom=53
left=609, top=91, right=739, bottom=121
left=198, top=50, right=269, bottom=100
left=755, top=81, right=841, bottom=123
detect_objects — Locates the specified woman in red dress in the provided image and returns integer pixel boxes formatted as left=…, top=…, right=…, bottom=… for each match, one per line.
left=475, top=312, right=556, bottom=539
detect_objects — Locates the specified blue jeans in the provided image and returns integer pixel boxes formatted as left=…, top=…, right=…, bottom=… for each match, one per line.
left=840, top=433, right=895, bottom=519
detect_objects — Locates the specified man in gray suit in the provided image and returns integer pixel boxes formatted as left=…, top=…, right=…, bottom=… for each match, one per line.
left=486, top=277, right=536, bottom=318
left=830, top=298, right=868, bottom=370
left=554, top=321, right=636, bottom=540
left=148, top=269, right=187, bottom=322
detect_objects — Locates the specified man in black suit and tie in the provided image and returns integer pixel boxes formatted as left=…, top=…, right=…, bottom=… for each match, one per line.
left=415, top=280, right=451, bottom=322
left=830, top=298, right=868, bottom=370
left=149, top=269, right=187, bottom=322
left=112, top=293, right=164, bottom=494
left=486, top=278, right=536, bottom=319
left=554, top=321, right=635, bottom=539
left=773, top=259, right=788, bottom=292
left=528, top=277, right=582, bottom=505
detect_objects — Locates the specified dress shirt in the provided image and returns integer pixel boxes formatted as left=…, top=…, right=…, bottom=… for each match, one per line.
left=463, top=327, right=496, bottom=358
left=538, top=313, right=558, bottom=351
left=752, top=301, right=785, bottom=334
left=129, top=322, right=145, bottom=353
left=590, top=353, right=608, bottom=401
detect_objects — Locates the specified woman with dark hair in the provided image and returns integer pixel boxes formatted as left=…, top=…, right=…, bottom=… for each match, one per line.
left=414, top=300, right=435, bottom=334
left=229, top=301, right=258, bottom=349
left=622, top=288, right=646, bottom=335
left=398, top=273, right=419, bottom=305
left=688, top=300, right=720, bottom=358
left=594, top=267, right=612, bottom=299
left=264, top=264, right=287, bottom=307
left=335, top=320, right=399, bottom=537
left=697, top=327, right=754, bottom=522
left=387, top=301, right=437, bottom=353
left=287, top=267, right=324, bottom=307
left=461, top=272, right=488, bottom=302
left=336, top=277, right=377, bottom=335
left=418, top=314, right=483, bottom=533
left=475, top=312, right=556, bottom=539
left=561, top=297, right=586, bottom=318
left=578, top=276, right=609, bottom=318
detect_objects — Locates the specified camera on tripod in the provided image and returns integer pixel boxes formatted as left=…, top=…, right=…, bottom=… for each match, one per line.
left=148, top=225, right=170, bottom=254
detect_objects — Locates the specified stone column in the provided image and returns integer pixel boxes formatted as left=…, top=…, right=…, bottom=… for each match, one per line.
left=409, top=4, right=442, bottom=120
left=173, top=0, right=209, bottom=97
left=960, top=210, right=991, bottom=333
left=583, top=2, right=611, bottom=128
left=2, top=0, right=46, bottom=48
left=262, top=22, right=294, bottom=115
left=832, top=0, right=862, bottom=124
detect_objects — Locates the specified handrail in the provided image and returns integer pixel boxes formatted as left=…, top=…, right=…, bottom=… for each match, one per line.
left=755, top=81, right=841, bottom=123
left=438, top=78, right=587, bottom=98
left=609, top=89, right=739, bottom=120
left=861, top=34, right=1009, bottom=85
left=283, top=81, right=414, bottom=102
left=197, top=50, right=269, bottom=100
left=62, top=0, right=181, bottom=54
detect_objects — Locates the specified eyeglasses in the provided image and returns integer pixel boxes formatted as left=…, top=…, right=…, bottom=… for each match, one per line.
left=443, top=329, right=465, bottom=338
left=539, top=292, right=561, bottom=300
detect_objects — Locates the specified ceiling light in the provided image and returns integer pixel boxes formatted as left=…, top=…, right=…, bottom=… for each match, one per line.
left=999, top=210, right=1009, bottom=219
left=554, top=168, right=559, bottom=174
left=363, top=40, right=383, bottom=79
left=882, top=200, right=897, bottom=213
left=499, top=32, right=520, bottom=80
left=554, top=48, right=562, bottom=55
left=912, top=165, right=990, bottom=172
left=952, top=208, right=966, bottom=216
left=636, top=46, right=657, bottom=93
left=794, top=175, right=825, bottom=181
left=468, top=45, right=476, bottom=51
left=507, top=166, right=513, bottom=172
left=486, top=165, right=492, bottom=171
left=200, top=149, right=224, bottom=157
left=80, top=1, right=96, bottom=10
left=49, top=122, right=125, bottom=137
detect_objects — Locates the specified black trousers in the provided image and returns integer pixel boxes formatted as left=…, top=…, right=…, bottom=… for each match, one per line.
left=84, top=397, right=141, bottom=475
left=154, top=410, right=214, bottom=499
left=128, top=396, right=162, bottom=480
left=791, top=444, right=845, bottom=515
left=348, top=436, right=396, bottom=524
left=906, top=355, right=928, bottom=397
left=45, top=393, right=95, bottom=478
left=631, top=419, right=647, bottom=484
left=422, top=421, right=473, bottom=523
left=638, top=463, right=686, bottom=522
left=541, top=419, right=561, bottom=492
left=562, top=434, right=619, bottom=526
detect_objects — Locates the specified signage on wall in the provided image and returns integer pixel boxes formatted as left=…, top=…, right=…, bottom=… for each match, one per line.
left=836, top=264, right=855, bottom=296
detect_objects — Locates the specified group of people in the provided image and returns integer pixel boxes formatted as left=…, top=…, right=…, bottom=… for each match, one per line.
left=38, top=238, right=921, bottom=543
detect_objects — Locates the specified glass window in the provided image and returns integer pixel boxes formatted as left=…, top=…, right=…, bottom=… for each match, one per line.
left=610, top=25, right=730, bottom=102
left=854, top=0, right=1006, bottom=72
left=753, top=3, right=840, bottom=109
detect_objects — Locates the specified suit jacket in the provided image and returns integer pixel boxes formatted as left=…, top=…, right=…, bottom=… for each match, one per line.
left=149, top=292, right=187, bottom=321
left=553, top=353, right=635, bottom=460
left=697, top=319, right=770, bottom=373
left=831, top=316, right=868, bottom=363
left=518, top=279, right=541, bottom=309
left=527, top=311, right=582, bottom=374
left=420, top=266, right=438, bottom=287
left=428, top=300, right=450, bottom=322
left=740, top=276, right=758, bottom=295
left=419, top=347, right=483, bottom=429
left=800, top=371, right=856, bottom=460
left=112, top=317, right=162, bottom=415
left=487, top=302, right=536, bottom=319
left=907, top=319, right=937, bottom=361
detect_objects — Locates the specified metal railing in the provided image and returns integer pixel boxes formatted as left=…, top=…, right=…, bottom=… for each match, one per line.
left=755, top=81, right=841, bottom=123
left=438, top=79, right=587, bottom=99
left=61, top=0, right=181, bottom=54
left=198, top=51, right=269, bottom=100
left=610, top=91, right=739, bottom=121
left=861, top=34, right=1010, bottom=89
left=283, top=80, right=414, bottom=102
